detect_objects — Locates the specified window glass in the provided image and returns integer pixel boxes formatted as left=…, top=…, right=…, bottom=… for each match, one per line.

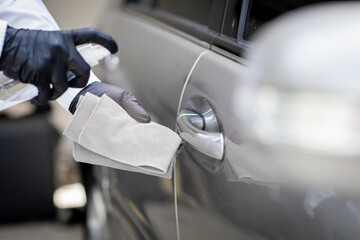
left=208, top=0, right=228, bottom=33
left=126, top=0, right=154, bottom=7
left=245, top=0, right=339, bottom=40
left=222, top=0, right=243, bottom=39
left=157, top=0, right=214, bottom=26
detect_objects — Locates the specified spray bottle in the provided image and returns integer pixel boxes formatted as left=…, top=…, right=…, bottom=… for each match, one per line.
left=0, top=44, right=111, bottom=111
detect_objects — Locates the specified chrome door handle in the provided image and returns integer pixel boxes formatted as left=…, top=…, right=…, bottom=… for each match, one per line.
left=177, top=109, right=224, bottom=160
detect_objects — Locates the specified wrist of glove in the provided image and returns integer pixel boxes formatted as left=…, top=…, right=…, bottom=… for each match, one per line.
left=0, top=26, right=117, bottom=105
left=69, top=82, right=151, bottom=123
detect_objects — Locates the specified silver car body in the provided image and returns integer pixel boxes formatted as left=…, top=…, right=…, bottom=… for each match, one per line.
left=87, top=1, right=360, bottom=240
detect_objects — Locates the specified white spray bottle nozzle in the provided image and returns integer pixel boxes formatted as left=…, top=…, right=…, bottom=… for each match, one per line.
left=91, top=45, right=111, bottom=61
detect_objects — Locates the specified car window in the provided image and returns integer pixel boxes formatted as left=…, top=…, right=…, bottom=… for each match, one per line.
left=208, top=0, right=228, bottom=33
left=157, top=0, right=214, bottom=26
left=244, top=0, right=341, bottom=40
left=125, top=0, right=245, bottom=57
left=126, top=0, right=227, bottom=33
left=126, top=0, right=154, bottom=7
left=222, top=0, right=243, bottom=39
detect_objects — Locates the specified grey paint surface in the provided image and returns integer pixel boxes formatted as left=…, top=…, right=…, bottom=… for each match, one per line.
left=94, top=7, right=209, bottom=240
left=98, top=9, right=208, bottom=128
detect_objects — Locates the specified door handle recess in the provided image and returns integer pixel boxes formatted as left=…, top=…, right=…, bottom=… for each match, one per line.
left=177, top=109, right=224, bottom=160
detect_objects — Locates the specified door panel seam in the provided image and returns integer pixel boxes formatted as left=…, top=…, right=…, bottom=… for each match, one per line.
left=176, top=51, right=209, bottom=116
left=174, top=50, right=209, bottom=240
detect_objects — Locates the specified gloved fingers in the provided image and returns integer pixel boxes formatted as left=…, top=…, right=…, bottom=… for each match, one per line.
left=31, top=79, right=51, bottom=105
left=121, top=91, right=151, bottom=123
left=49, top=58, right=69, bottom=100
left=69, top=82, right=151, bottom=122
left=67, top=48, right=90, bottom=88
left=67, top=28, right=118, bottom=54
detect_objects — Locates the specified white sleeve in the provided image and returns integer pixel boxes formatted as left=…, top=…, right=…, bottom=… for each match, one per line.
left=0, top=0, right=101, bottom=111
left=0, top=20, right=7, bottom=58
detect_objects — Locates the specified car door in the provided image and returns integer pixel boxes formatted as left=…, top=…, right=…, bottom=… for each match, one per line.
left=174, top=0, right=360, bottom=240
left=95, top=0, right=226, bottom=239
left=93, top=0, right=360, bottom=240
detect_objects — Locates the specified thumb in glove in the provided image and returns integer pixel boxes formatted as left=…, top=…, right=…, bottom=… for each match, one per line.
left=69, top=82, right=151, bottom=123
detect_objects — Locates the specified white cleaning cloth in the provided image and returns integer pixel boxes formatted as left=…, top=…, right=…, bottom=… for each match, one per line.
left=64, top=93, right=182, bottom=178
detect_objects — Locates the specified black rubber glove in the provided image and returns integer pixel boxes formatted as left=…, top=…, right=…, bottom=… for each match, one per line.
left=69, top=82, right=151, bottom=123
left=0, top=26, right=118, bottom=105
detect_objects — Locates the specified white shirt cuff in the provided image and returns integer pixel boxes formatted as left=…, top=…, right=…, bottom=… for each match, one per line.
left=56, top=71, right=101, bottom=111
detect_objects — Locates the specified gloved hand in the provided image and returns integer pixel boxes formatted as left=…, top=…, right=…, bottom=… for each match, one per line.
left=69, top=82, right=151, bottom=123
left=0, top=26, right=118, bottom=105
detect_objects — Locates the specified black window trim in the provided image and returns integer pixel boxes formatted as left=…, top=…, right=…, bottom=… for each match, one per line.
left=237, top=0, right=250, bottom=41
left=219, top=0, right=229, bottom=36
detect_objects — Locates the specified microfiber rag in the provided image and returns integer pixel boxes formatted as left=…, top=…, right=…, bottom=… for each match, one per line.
left=64, top=93, right=182, bottom=179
